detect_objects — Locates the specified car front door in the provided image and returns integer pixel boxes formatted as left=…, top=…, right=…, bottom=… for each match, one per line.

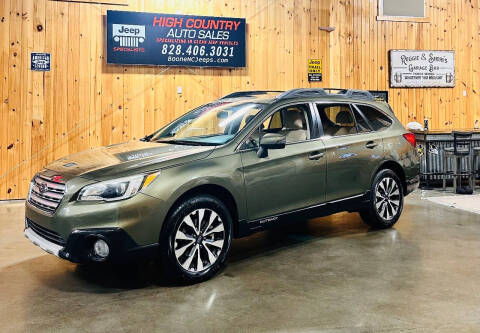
left=316, top=103, right=384, bottom=202
left=239, top=103, right=326, bottom=221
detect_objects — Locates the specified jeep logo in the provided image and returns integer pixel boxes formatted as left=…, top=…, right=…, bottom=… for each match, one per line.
left=113, top=24, right=146, bottom=47
left=119, top=26, right=141, bottom=35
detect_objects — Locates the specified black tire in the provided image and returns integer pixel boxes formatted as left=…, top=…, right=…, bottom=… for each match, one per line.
left=159, top=194, right=233, bottom=284
left=359, top=169, right=404, bottom=229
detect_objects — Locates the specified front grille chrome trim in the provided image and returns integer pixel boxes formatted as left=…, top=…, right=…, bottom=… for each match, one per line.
left=30, top=193, right=58, bottom=208
left=31, top=186, right=63, bottom=201
left=28, top=174, right=66, bottom=214
left=36, top=175, right=66, bottom=191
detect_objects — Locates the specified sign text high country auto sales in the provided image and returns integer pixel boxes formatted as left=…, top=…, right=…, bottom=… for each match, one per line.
left=107, top=11, right=246, bottom=68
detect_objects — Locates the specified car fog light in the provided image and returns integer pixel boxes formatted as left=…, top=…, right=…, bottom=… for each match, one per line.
left=93, top=239, right=109, bottom=258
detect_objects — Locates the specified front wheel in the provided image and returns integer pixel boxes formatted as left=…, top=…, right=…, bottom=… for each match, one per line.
left=159, top=195, right=233, bottom=284
left=360, top=169, right=404, bottom=229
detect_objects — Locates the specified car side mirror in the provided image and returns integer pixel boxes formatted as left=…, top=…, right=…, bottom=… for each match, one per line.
left=257, top=133, right=286, bottom=158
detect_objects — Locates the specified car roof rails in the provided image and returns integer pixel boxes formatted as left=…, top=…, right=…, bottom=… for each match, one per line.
left=276, top=88, right=328, bottom=99
left=323, top=88, right=376, bottom=101
left=222, top=88, right=388, bottom=102
left=277, top=88, right=379, bottom=101
left=220, top=90, right=283, bottom=99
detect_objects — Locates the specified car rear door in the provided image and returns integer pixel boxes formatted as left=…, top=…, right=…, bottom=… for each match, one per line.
left=315, top=102, right=385, bottom=202
left=239, top=103, right=327, bottom=221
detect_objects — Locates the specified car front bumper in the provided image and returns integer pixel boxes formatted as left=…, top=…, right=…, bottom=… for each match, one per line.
left=24, top=219, right=158, bottom=263
left=24, top=187, right=167, bottom=263
left=25, top=226, right=63, bottom=257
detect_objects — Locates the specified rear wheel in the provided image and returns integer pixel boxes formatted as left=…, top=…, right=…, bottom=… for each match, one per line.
left=159, top=195, right=232, bottom=284
left=360, top=169, right=404, bottom=229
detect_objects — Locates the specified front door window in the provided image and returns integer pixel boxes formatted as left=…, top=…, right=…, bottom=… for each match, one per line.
left=244, top=104, right=311, bottom=149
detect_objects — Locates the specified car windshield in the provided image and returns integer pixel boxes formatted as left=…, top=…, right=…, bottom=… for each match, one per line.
left=150, top=100, right=265, bottom=146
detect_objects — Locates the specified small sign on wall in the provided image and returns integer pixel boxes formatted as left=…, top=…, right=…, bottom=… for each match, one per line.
left=307, top=59, right=322, bottom=82
left=389, top=50, right=455, bottom=88
left=31, top=53, right=50, bottom=71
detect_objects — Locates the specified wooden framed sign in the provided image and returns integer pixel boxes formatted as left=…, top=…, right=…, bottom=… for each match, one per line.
left=389, top=50, right=455, bottom=88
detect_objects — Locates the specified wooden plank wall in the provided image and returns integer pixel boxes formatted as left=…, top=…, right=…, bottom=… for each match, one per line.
left=0, top=0, right=479, bottom=200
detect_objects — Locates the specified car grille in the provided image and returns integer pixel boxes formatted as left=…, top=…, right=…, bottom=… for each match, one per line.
left=28, top=174, right=66, bottom=214
left=26, top=218, right=66, bottom=246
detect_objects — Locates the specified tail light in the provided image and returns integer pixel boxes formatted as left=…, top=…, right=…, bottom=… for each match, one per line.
left=403, top=133, right=416, bottom=147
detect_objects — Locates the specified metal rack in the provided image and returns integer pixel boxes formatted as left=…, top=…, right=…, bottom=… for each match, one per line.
left=414, top=130, right=480, bottom=188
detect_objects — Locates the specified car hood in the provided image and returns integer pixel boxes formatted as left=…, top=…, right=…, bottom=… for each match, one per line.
left=45, top=141, right=215, bottom=180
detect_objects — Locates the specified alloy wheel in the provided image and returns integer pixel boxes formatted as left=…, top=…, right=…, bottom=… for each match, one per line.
left=174, top=208, right=225, bottom=273
left=374, top=177, right=401, bottom=221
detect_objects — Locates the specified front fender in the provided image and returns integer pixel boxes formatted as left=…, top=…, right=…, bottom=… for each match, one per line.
left=141, top=153, right=247, bottom=222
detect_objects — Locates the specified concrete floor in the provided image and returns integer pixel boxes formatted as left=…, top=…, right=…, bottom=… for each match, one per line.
left=1, top=191, right=480, bottom=332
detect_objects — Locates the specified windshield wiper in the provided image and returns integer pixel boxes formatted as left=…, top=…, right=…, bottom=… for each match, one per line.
left=140, top=134, right=154, bottom=142
left=154, top=139, right=219, bottom=146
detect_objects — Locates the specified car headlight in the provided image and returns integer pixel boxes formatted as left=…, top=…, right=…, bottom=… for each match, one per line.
left=27, top=180, right=34, bottom=201
left=77, top=172, right=159, bottom=202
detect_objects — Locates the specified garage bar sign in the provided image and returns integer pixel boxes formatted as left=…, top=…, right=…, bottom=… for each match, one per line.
left=106, top=10, right=246, bottom=68
left=389, top=50, right=455, bottom=88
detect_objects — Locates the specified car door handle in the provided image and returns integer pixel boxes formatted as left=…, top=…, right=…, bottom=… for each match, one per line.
left=365, top=141, right=378, bottom=149
left=308, top=152, right=325, bottom=160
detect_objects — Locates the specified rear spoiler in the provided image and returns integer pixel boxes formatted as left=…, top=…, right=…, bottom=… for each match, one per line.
left=368, top=90, right=389, bottom=103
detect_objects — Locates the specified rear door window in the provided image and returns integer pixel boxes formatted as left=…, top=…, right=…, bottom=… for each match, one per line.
left=355, top=105, right=392, bottom=131
left=317, top=104, right=358, bottom=137
left=353, top=109, right=371, bottom=133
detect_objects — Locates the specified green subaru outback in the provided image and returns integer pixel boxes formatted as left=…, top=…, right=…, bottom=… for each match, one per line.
left=25, top=88, right=419, bottom=282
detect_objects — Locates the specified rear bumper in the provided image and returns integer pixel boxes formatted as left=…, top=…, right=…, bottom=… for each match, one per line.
left=24, top=220, right=158, bottom=264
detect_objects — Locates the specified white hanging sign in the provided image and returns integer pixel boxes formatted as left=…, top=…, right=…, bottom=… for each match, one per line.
left=389, top=50, right=455, bottom=88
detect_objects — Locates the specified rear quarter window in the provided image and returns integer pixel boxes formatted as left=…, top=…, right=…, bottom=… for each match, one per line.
left=356, top=104, right=393, bottom=131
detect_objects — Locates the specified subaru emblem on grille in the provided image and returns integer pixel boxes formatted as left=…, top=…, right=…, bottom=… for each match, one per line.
left=38, top=183, right=48, bottom=193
